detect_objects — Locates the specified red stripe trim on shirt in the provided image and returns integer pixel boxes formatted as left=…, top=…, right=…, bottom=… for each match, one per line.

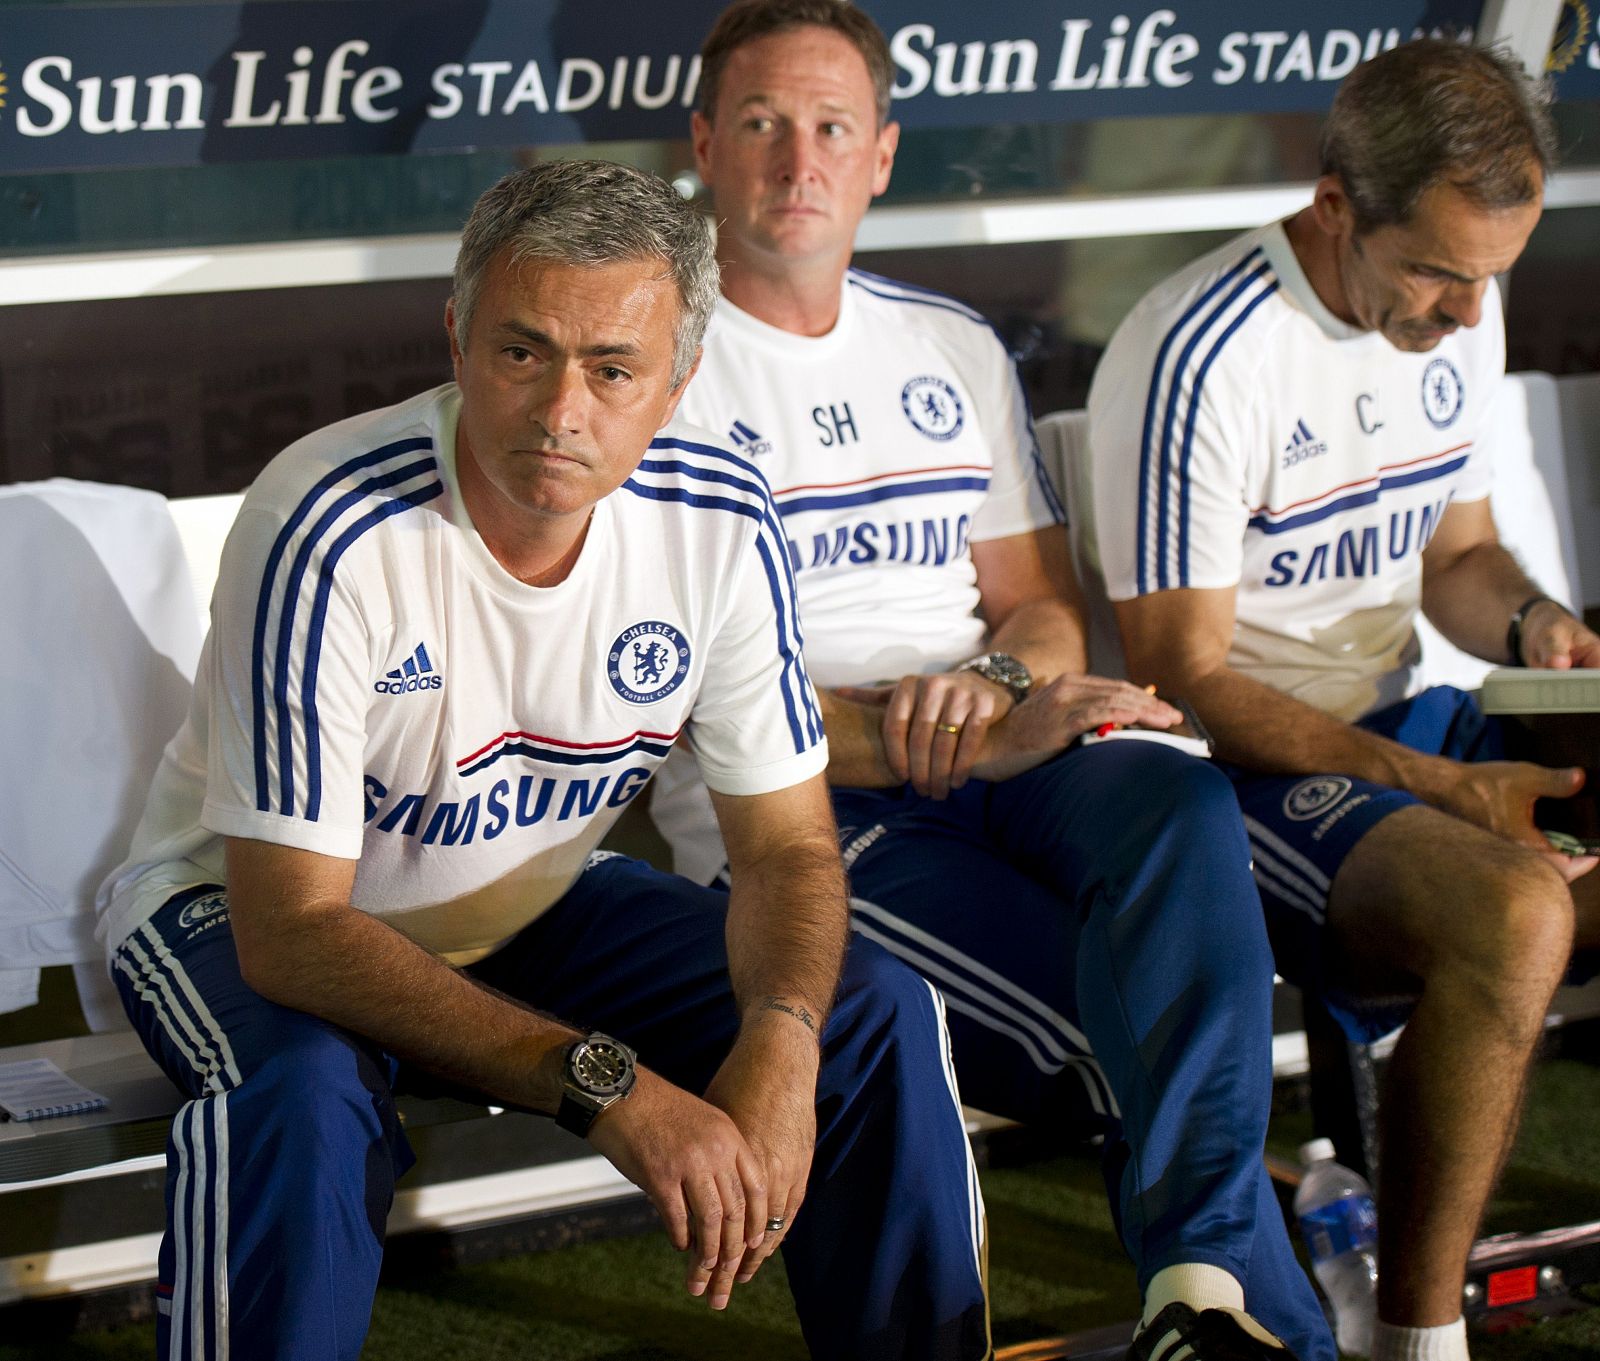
left=458, top=726, right=684, bottom=768
left=1249, top=442, right=1471, bottom=518
left=774, top=463, right=990, bottom=496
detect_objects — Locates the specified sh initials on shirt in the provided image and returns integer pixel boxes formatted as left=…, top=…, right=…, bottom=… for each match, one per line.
left=813, top=401, right=859, bottom=448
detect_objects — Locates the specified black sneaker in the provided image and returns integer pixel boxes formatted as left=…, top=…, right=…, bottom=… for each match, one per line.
left=1126, top=1302, right=1301, bottom=1361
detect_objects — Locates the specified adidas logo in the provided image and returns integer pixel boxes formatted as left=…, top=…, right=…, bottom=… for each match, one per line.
left=1281, top=418, right=1329, bottom=469
left=374, top=642, right=443, bottom=695
left=728, top=419, right=772, bottom=457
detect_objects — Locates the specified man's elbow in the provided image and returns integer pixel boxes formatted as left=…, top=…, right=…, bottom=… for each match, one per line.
left=1111, top=595, right=1232, bottom=692
left=229, top=913, right=309, bottom=1005
left=1116, top=631, right=1174, bottom=686
left=1119, top=636, right=1224, bottom=698
left=233, top=934, right=287, bottom=1001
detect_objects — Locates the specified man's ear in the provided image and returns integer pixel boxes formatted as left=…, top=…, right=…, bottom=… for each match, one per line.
left=1310, top=174, right=1356, bottom=241
left=691, top=111, right=715, bottom=186
left=662, top=348, right=704, bottom=427
left=871, top=120, right=900, bottom=199
left=445, top=298, right=465, bottom=381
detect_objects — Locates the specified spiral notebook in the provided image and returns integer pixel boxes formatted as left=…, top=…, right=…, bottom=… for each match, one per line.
left=0, top=1057, right=110, bottom=1122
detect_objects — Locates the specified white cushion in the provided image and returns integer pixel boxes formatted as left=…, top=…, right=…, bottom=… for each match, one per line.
left=166, top=492, right=246, bottom=633
left=0, top=480, right=202, bottom=1024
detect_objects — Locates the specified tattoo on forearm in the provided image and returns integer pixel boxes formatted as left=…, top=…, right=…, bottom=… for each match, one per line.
left=760, top=995, right=819, bottom=1036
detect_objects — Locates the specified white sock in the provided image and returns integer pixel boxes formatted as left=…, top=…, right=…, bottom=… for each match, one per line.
left=1139, top=1264, right=1290, bottom=1354
left=1371, top=1317, right=1469, bottom=1361
left=1141, top=1263, right=1245, bottom=1328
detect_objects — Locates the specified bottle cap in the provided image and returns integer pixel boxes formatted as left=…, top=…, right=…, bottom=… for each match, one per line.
left=1299, top=1137, right=1336, bottom=1165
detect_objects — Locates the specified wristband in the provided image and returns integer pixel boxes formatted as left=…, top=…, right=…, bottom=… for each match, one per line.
left=1506, top=594, right=1561, bottom=667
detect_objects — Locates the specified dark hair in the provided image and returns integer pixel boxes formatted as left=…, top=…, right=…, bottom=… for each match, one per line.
left=453, top=160, right=717, bottom=390
left=699, top=0, right=892, bottom=127
left=1322, top=38, right=1556, bottom=231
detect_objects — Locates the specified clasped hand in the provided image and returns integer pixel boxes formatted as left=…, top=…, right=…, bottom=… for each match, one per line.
left=586, top=1013, right=818, bottom=1310
left=838, top=669, right=1183, bottom=797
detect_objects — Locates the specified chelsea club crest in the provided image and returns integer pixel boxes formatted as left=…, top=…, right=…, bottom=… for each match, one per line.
left=1420, top=357, right=1464, bottom=429
left=901, top=375, right=965, bottom=441
left=608, top=621, right=691, bottom=704
left=1283, top=776, right=1353, bottom=821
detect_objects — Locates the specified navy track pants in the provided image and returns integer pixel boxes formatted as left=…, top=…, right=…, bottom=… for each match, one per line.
left=831, top=740, right=1334, bottom=1361
left=112, top=853, right=990, bottom=1361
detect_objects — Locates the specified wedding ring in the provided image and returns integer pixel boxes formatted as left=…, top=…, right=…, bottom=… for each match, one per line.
left=766, top=1216, right=786, bottom=1232
left=935, top=722, right=962, bottom=735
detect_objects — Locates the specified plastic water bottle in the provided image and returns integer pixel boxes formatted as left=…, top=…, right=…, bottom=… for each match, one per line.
left=1294, top=1137, right=1378, bottom=1357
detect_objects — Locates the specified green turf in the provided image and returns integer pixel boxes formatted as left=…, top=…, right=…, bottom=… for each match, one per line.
left=5, top=1060, right=1600, bottom=1359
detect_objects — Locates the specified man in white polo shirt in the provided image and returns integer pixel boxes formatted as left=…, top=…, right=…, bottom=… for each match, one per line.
left=653, top=4, right=1335, bottom=1359
left=1090, top=39, right=1600, bottom=1361
left=97, top=159, right=990, bottom=1361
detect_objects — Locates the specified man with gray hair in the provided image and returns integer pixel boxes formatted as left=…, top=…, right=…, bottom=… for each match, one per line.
left=1090, top=39, right=1600, bottom=1361
left=97, top=158, right=991, bottom=1361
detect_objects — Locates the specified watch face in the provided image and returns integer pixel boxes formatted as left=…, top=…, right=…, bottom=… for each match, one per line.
left=572, top=1038, right=633, bottom=1095
left=991, top=657, right=1027, bottom=686
left=974, top=653, right=1029, bottom=693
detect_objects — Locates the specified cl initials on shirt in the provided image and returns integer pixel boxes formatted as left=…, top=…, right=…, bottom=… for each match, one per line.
left=1356, top=392, right=1383, bottom=435
left=813, top=402, right=859, bottom=448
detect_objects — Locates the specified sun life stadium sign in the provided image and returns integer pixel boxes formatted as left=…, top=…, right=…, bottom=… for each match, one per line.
left=0, top=1, right=1590, bottom=175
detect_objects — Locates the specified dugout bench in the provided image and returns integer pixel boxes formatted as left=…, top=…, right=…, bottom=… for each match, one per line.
left=0, top=478, right=1022, bottom=1340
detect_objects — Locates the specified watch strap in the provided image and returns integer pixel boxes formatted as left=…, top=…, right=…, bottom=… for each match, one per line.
left=555, top=1091, right=601, bottom=1138
left=1506, top=594, right=1561, bottom=666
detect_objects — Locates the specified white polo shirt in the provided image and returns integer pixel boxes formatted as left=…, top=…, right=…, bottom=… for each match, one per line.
left=1088, top=219, right=1501, bottom=720
left=653, top=272, right=1064, bottom=881
left=679, top=272, right=1064, bottom=686
left=98, top=384, right=826, bottom=962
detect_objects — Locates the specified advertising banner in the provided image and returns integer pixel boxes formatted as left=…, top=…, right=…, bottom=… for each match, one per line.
left=5, top=0, right=1591, bottom=175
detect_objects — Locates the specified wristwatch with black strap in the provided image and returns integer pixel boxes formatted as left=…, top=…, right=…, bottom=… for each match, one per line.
left=1505, top=593, right=1568, bottom=667
left=555, top=1031, right=638, bottom=1138
left=958, top=651, right=1033, bottom=705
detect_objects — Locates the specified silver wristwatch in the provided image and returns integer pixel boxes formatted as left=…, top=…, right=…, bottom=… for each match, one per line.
left=555, top=1032, right=637, bottom=1138
left=959, top=652, right=1032, bottom=704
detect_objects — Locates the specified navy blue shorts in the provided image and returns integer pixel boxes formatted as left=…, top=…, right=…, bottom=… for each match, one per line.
left=1223, top=686, right=1505, bottom=1042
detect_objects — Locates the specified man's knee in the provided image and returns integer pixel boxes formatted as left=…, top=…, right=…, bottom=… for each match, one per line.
left=1035, top=746, right=1252, bottom=884
left=1115, top=749, right=1252, bottom=861
left=832, top=938, right=945, bottom=1069
left=839, top=937, right=936, bottom=1019
left=1095, top=753, right=1261, bottom=943
left=1447, top=849, right=1574, bottom=994
left=228, top=1029, right=401, bottom=1243
left=1078, top=744, right=1240, bottom=821
left=240, top=1026, right=397, bottom=1148
left=1339, top=822, right=1573, bottom=1025
left=1152, top=756, right=1255, bottom=864
left=1155, top=749, right=1240, bottom=814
